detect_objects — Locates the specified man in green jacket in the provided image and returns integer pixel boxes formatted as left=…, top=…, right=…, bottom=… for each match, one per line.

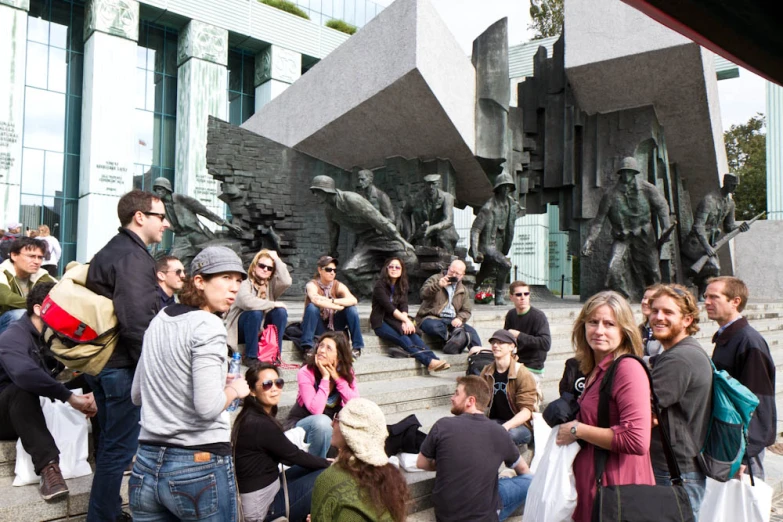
left=0, top=237, right=56, bottom=334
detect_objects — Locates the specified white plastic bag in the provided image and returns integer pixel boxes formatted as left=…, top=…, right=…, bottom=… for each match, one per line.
left=522, top=425, right=580, bottom=522
left=529, top=412, right=553, bottom=473
left=700, top=475, right=773, bottom=522
left=397, top=452, right=424, bottom=473
left=280, top=427, right=310, bottom=471
left=14, top=391, right=92, bottom=486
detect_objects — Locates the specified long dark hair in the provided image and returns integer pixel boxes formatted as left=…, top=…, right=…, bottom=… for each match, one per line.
left=378, top=257, right=408, bottom=296
left=335, top=446, right=409, bottom=522
left=305, top=331, right=354, bottom=385
left=231, top=363, right=282, bottom=447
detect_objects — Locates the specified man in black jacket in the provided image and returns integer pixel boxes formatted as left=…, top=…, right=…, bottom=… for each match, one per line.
left=0, top=283, right=96, bottom=500
left=84, top=189, right=168, bottom=522
left=705, top=276, right=777, bottom=479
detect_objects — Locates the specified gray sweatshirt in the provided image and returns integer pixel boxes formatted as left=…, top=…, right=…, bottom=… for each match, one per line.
left=131, top=305, right=230, bottom=447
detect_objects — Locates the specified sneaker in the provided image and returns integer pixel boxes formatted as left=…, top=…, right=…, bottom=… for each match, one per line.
left=352, top=349, right=362, bottom=360
left=39, top=460, right=69, bottom=501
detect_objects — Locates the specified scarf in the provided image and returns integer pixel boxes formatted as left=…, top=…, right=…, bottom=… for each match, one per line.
left=317, top=281, right=336, bottom=330
left=255, top=279, right=268, bottom=300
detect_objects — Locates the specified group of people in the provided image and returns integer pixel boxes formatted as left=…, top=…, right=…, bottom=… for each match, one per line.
left=0, top=186, right=777, bottom=522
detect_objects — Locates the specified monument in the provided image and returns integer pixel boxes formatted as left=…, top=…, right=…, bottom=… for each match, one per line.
left=401, top=174, right=460, bottom=253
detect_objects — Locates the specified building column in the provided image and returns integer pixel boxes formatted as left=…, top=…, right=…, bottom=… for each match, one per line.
left=77, top=0, right=139, bottom=261
left=174, top=20, right=228, bottom=220
left=0, top=0, right=29, bottom=226
left=254, top=45, right=301, bottom=112
left=767, top=82, right=783, bottom=221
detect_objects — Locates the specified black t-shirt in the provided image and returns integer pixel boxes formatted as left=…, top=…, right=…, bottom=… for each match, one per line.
left=420, top=414, right=521, bottom=522
left=489, top=369, right=515, bottom=422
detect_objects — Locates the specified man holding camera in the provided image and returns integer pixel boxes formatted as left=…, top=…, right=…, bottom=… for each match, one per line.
left=415, top=260, right=482, bottom=351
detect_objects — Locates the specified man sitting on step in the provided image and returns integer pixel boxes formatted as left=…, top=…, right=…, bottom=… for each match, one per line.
left=0, top=282, right=97, bottom=500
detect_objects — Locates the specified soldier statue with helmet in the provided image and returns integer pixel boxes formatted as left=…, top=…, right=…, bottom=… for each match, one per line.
left=401, top=174, right=460, bottom=253
left=469, top=171, right=521, bottom=305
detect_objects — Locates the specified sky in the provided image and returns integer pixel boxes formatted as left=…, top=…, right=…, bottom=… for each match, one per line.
left=373, top=0, right=767, bottom=130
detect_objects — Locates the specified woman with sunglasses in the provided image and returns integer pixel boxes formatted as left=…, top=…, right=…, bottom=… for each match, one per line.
left=225, top=249, right=291, bottom=366
left=233, top=364, right=329, bottom=522
left=285, top=331, right=358, bottom=458
left=371, top=257, right=450, bottom=372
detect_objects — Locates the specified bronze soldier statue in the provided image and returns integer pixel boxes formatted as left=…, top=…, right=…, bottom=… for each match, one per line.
left=681, top=173, right=750, bottom=296
left=355, top=169, right=395, bottom=222
left=401, top=174, right=460, bottom=252
left=581, top=157, right=672, bottom=300
left=469, top=172, right=519, bottom=305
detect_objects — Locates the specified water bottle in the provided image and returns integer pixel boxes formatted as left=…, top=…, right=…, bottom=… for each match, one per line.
left=227, top=352, right=242, bottom=412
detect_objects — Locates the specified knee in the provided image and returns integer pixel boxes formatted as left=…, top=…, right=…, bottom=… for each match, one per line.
left=304, top=304, right=321, bottom=319
left=343, top=305, right=359, bottom=319
left=241, top=310, right=264, bottom=322
left=310, top=415, right=333, bottom=435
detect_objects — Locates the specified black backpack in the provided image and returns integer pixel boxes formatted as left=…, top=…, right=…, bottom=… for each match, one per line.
left=443, top=326, right=470, bottom=354
left=466, top=349, right=494, bottom=375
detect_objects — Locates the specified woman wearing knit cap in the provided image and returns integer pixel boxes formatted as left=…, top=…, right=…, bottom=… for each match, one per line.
left=310, top=398, right=408, bottom=522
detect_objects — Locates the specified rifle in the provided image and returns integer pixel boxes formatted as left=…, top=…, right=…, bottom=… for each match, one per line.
left=690, top=211, right=766, bottom=274
left=657, top=220, right=678, bottom=250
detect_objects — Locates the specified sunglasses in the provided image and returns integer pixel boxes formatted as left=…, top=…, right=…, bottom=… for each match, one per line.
left=166, top=269, right=186, bottom=276
left=143, top=211, right=167, bottom=221
left=257, top=264, right=274, bottom=271
left=513, top=292, right=531, bottom=297
left=387, top=265, right=402, bottom=270
left=322, top=267, right=337, bottom=273
left=260, top=378, right=285, bottom=391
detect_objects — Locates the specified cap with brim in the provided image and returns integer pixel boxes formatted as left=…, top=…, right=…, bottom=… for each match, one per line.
left=317, top=255, right=337, bottom=268
left=488, top=329, right=516, bottom=345
left=191, top=246, right=247, bottom=278
left=423, top=174, right=441, bottom=183
left=5, top=222, right=22, bottom=230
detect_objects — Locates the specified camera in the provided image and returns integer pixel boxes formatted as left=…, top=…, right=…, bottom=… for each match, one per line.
left=448, top=276, right=458, bottom=283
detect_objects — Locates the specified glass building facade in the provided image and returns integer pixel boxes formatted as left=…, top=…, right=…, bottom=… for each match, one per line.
left=294, top=0, right=384, bottom=27
left=227, top=49, right=256, bottom=126
left=20, top=0, right=84, bottom=271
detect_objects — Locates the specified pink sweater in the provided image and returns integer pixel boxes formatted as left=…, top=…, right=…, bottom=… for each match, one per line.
left=295, top=365, right=359, bottom=414
left=572, top=355, right=654, bottom=522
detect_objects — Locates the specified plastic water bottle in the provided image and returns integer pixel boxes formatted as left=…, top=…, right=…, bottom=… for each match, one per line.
left=227, top=352, right=242, bottom=412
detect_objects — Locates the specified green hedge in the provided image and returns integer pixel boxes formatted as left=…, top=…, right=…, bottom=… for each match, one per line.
left=325, top=19, right=357, bottom=35
left=259, top=0, right=310, bottom=20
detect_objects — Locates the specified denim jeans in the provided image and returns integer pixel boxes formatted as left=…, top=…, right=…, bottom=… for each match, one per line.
left=238, top=308, right=289, bottom=359
left=373, top=322, right=439, bottom=367
left=129, top=445, right=237, bottom=522
left=85, top=367, right=141, bottom=522
left=419, top=317, right=482, bottom=348
left=300, top=303, right=364, bottom=351
left=654, top=467, right=706, bottom=521
left=492, top=419, right=532, bottom=445
left=265, top=466, right=326, bottom=522
left=0, top=308, right=25, bottom=335
left=747, top=449, right=766, bottom=480
left=498, top=473, right=533, bottom=520
left=295, top=414, right=333, bottom=458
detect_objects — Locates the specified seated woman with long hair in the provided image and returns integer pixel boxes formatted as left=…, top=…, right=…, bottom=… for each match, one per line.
left=311, top=398, right=409, bottom=521
left=225, top=249, right=291, bottom=365
left=371, top=257, right=450, bottom=372
left=284, top=331, right=358, bottom=458
left=233, top=363, right=329, bottom=522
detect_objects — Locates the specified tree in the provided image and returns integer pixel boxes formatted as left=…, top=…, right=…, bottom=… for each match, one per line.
left=724, top=114, right=767, bottom=220
left=528, top=0, right=564, bottom=40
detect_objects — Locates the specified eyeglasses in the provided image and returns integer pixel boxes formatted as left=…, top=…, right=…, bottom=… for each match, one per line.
left=257, top=264, right=274, bottom=271
left=490, top=340, right=512, bottom=346
left=261, top=378, right=285, bottom=391
left=513, top=292, right=531, bottom=297
left=165, top=269, right=186, bottom=277
left=387, top=265, right=402, bottom=270
left=322, top=267, right=337, bottom=273
left=143, top=212, right=167, bottom=221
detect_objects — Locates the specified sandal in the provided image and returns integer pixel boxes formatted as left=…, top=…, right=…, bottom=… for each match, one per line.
left=428, top=360, right=451, bottom=372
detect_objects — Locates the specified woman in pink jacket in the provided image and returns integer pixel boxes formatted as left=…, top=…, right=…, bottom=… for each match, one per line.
left=284, top=331, right=359, bottom=458
left=556, top=291, right=654, bottom=522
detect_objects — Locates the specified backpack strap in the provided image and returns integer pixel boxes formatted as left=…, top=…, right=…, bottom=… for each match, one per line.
left=594, top=354, right=685, bottom=486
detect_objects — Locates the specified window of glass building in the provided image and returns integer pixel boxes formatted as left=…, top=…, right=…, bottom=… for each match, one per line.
left=20, top=0, right=84, bottom=273
left=301, top=0, right=384, bottom=30
left=227, top=49, right=256, bottom=126
left=134, top=22, right=177, bottom=192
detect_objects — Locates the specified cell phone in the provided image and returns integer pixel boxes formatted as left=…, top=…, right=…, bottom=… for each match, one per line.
left=448, top=276, right=458, bottom=283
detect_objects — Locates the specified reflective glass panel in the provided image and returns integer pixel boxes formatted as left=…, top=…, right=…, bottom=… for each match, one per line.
left=48, top=47, right=68, bottom=93
left=44, top=151, right=64, bottom=197
left=27, top=16, right=49, bottom=45
left=24, top=88, right=66, bottom=152
left=135, top=110, right=154, bottom=166
left=22, top=148, right=45, bottom=194
left=26, top=41, right=49, bottom=90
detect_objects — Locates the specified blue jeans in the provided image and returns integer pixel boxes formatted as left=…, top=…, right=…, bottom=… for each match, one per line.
left=300, top=303, right=364, bottom=351
left=0, top=308, right=25, bottom=334
left=374, top=322, right=439, bottom=367
left=492, top=419, right=532, bottom=445
left=85, top=367, right=141, bottom=522
left=238, top=308, right=289, bottom=359
left=498, top=473, right=533, bottom=520
left=654, top=467, right=706, bottom=521
left=419, top=317, right=482, bottom=348
left=295, top=414, right=333, bottom=459
left=265, top=466, right=325, bottom=522
left=129, top=445, right=237, bottom=521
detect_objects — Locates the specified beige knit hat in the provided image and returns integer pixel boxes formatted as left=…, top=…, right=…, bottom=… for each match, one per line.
left=338, top=398, right=389, bottom=467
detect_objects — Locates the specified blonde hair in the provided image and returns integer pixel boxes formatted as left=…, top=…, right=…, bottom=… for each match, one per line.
left=572, top=291, right=643, bottom=375
left=651, top=284, right=700, bottom=336
left=38, top=225, right=50, bottom=236
left=248, top=249, right=274, bottom=286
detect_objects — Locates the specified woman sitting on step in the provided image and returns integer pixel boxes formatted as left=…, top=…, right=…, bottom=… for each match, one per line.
left=233, top=363, right=329, bottom=522
left=370, top=257, right=450, bottom=373
left=284, top=331, right=359, bottom=458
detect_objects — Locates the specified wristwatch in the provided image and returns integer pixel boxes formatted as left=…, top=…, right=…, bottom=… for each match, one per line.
left=570, top=421, right=579, bottom=439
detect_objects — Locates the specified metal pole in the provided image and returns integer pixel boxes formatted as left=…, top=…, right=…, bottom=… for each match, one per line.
left=514, top=265, right=518, bottom=281
left=561, top=274, right=565, bottom=299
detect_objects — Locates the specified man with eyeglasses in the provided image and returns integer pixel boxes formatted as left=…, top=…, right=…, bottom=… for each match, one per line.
left=502, top=281, right=551, bottom=400
left=0, top=237, right=56, bottom=334
left=155, top=255, right=186, bottom=309
left=84, top=189, right=169, bottom=522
